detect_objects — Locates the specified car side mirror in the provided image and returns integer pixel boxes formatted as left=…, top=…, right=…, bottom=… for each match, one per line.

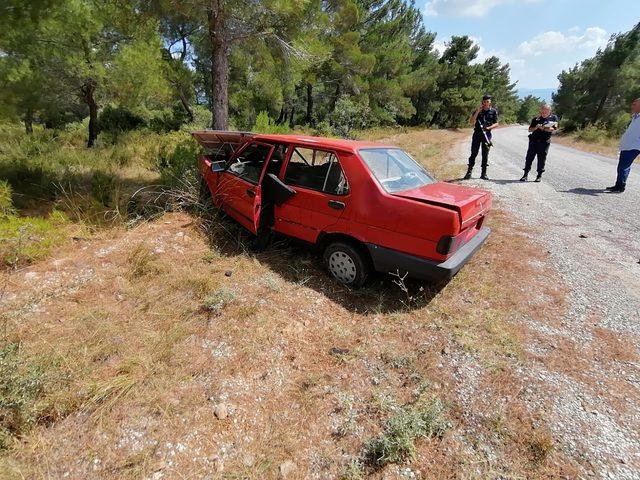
left=211, top=160, right=226, bottom=173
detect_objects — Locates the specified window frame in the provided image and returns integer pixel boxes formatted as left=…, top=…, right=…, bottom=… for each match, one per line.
left=283, top=146, right=350, bottom=196
left=225, top=141, right=275, bottom=186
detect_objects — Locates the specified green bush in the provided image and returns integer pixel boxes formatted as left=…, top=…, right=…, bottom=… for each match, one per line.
left=364, top=398, right=450, bottom=468
left=148, top=104, right=191, bottom=133
left=203, top=288, right=236, bottom=313
left=251, top=111, right=291, bottom=134
left=0, top=181, right=16, bottom=218
left=330, top=96, right=373, bottom=139
left=156, top=136, right=200, bottom=186
left=609, top=111, right=633, bottom=137
left=98, top=106, right=145, bottom=134
left=90, top=171, right=118, bottom=208
left=575, top=124, right=609, bottom=143
left=312, top=120, right=333, bottom=137
left=558, top=117, right=579, bottom=133
left=0, top=342, right=71, bottom=450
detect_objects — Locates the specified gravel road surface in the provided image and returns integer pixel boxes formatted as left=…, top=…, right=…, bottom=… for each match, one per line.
left=456, top=125, right=640, bottom=479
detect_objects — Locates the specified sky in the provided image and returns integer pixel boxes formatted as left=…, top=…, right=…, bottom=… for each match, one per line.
left=420, top=0, right=638, bottom=90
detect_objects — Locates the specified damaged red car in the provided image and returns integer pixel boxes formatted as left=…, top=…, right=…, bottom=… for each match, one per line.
left=194, top=131, right=492, bottom=287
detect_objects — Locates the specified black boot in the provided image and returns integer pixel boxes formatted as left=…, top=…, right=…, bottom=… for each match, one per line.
left=520, top=172, right=528, bottom=181
left=534, top=173, right=542, bottom=183
left=463, top=167, right=472, bottom=180
left=480, top=169, right=489, bottom=180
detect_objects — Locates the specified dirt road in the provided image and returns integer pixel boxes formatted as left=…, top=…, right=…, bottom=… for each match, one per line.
left=457, top=125, right=640, bottom=479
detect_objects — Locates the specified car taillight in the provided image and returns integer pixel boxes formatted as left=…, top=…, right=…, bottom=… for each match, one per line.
left=436, top=235, right=456, bottom=255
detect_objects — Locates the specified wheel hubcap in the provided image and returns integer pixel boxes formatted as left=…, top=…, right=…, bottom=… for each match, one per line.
left=328, top=251, right=357, bottom=284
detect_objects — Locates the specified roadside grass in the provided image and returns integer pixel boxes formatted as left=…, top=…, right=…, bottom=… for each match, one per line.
left=554, top=129, right=619, bottom=159
left=0, top=125, right=581, bottom=478
left=0, top=123, right=204, bottom=271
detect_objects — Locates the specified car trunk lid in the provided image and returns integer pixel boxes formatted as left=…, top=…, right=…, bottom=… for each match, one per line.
left=393, top=182, right=491, bottom=231
left=191, top=130, right=254, bottom=153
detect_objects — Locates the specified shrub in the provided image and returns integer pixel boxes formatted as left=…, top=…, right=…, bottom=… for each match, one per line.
left=98, top=106, right=146, bottom=134
left=148, top=105, right=190, bottom=133
left=156, top=137, right=200, bottom=187
left=609, top=111, right=633, bottom=137
left=363, top=398, right=450, bottom=468
left=330, top=96, right=372, bottom=139
left=0, top=181, right=16, bottom=218
left=90, top=171, right=118, bottom=208
left=0, top=343, right=71, bottom=450
left=251, top=111, right=291, bottom=134
left=312, top=120, right=333, bottom=137
left=203, top=288, right=236, bottom=313
left=575, top=124, right=608, bottom=143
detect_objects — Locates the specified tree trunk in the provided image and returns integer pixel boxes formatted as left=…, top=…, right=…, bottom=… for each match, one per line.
left=289, top=107, right=295, bottom=129
left=81, top=78, right=99, bottom=148
left=178, top=90, right=195, bottom=123
left=330, top=83, right=341, bottom=112
left=208, top=2, right=229, bottom=130
left=306, top=84, right=313, bottom=125
left=593, top=92, right=608, bottom=124
left=24, top=110, right=33, bottom=134
left=276, top=107, right=286, bottom=125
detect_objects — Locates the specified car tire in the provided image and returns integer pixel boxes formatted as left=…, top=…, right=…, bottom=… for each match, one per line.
left=323, top=241, right=371, bottom=288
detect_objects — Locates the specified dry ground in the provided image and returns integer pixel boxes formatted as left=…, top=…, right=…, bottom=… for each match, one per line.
left=0, top=128, right=597, bottom=479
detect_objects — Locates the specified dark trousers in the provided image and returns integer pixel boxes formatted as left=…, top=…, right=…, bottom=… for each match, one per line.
left=524, top=139, right=550, bottom=174
left=615, top=149, right=640, bottom=188
left=468, top=133, right=490, bottom=170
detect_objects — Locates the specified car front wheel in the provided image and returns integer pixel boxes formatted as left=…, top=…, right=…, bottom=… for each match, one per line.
left=323, top=241, right=371, bottom=288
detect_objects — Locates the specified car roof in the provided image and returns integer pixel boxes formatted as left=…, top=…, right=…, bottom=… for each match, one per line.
left=253, top=134, right=395, bottom=153
left=191, top=130, right=396, bottom=154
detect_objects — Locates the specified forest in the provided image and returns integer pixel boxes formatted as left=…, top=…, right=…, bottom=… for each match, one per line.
left=1, top=0, right=520, bottom=146
left=553, top=22, right=640, bottom=137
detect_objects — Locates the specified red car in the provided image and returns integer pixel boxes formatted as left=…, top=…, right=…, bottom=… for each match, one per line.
left=194, top=131, right=491, bottom=287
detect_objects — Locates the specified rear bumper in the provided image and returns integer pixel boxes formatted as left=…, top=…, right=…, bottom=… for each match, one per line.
left=365, top=227, right=491, bottom=282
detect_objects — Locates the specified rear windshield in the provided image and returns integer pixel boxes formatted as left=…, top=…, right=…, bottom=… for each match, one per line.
left=359, top=148, right=435, bottom=193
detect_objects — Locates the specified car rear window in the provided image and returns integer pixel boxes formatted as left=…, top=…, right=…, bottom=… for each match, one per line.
left=359, top=148, right=435, bottom=193
left=284, top=147, right=349, bottom=195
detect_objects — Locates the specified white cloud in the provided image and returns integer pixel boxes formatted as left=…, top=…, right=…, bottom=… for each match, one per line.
left=518, top=27, right=608, bottom=56
left=425, top=0, right=542, bottom=17
left=434, top=35, right=525, bottom=71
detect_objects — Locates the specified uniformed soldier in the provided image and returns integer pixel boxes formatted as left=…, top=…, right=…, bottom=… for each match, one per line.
left=520, top=104, right=558, bottom=182
left=464, top=95, right=499, bottom=180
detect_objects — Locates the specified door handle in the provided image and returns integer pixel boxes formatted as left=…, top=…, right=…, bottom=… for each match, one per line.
left=328, top=200, right=345, bottom=210
left=246, top=189, right=256, bottom=198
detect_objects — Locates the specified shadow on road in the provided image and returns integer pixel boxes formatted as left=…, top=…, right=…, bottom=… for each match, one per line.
left=560, top=187, right=607, bottom=196
left=485, top=178, right=526, bottom=185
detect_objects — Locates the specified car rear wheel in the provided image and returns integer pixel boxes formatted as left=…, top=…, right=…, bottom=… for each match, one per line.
left=323, top=241, right=371, bottom=288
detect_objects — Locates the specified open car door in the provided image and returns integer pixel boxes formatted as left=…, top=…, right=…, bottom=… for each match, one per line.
left=216, top=141, right=275, bottom=235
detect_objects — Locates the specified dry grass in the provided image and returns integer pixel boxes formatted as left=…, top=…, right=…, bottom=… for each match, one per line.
left=0, top=127, right=584, bottom=479
left=554, top=133, right=619, bottom=159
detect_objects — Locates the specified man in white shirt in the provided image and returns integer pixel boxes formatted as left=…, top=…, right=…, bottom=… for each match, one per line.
left=607, top=98, right=640, bottom=193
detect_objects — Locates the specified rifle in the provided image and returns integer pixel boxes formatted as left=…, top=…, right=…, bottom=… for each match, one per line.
left=476, top=117, right=493, bottom=148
